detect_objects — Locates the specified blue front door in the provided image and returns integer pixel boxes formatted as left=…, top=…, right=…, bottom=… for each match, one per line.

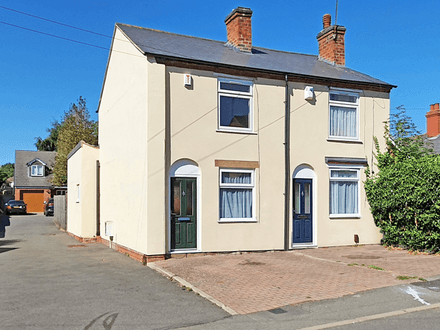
left=293, top=179, right=312, bottom=244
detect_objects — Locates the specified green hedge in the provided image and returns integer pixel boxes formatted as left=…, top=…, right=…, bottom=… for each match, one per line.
left=365, top=110, right=440, bottom=251
left=365, top=154, right=440, bottom=251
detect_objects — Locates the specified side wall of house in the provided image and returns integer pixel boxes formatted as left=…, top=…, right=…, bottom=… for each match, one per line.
left=99, top=28, right=166, bottom=255
left=67, top=144, right=99, bottom=238
left=81, top=145, right=99, bottom=238
left=67, top=147, right=83, bottom=236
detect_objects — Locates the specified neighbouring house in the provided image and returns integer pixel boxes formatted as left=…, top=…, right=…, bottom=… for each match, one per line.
left=67, top=7, right=395, bottom=262
left=425, top=103, right=440, bottom=153
left=14, top=150, right=64, bottom=213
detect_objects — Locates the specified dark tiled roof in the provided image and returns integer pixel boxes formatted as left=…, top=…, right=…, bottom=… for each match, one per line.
left=14, top=151, right=56, bottom=188
left=116, top=23, right=394, bottom=88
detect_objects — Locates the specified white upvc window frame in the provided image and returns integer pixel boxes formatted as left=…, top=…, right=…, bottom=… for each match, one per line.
left=217, top=78, right=253, bottom=133
left=328, top=89, right=360, bottom=141
left=30, top=164, right=44, bottom=177
left=328, top=165, right=361, bottom=218
left=219, top=168, right=256, bottom=222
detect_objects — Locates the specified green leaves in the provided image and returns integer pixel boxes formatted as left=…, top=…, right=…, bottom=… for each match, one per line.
left=35, top=120, right=62, bottom=151
left=365, top=109, right=440, bottom=252
left=0, top=163, right=14, bottom=184
left=52, top=97, right=98, bottom=186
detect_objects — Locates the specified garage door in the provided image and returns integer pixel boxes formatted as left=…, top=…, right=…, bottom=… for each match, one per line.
left=21, top=190, right=45, bottom=212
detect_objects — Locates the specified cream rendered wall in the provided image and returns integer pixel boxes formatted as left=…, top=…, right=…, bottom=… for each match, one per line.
left=145, top=59, right=166, bottom=255
left=99, top=27, right=166, bottom=255
left=67, top=147, right=82, bottom=237
left=168, top=68, right=286, bottom=252
left=289, top=84, right=389, bottom=247
left=67, top=143, right=99, bottom=239
left=168, top=68, right=389, bottom=251
left=80, top=144, right=99, bottom=238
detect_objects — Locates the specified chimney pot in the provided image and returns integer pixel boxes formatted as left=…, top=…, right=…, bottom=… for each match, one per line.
left=435, top=103, right=440, bottom=111
left=323, top=14, right=331, bottom=29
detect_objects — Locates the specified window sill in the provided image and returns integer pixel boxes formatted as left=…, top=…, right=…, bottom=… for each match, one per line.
left=216, top=129, right=257, bottom=135
left=218, top=218, right=258, bottom=223
left=330, top=214, right=361, bottom=219
left=327, top=138, right=363, bottom=144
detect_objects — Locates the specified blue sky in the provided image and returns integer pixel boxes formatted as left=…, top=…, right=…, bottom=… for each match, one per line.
left=1, top=0, right=439, bottom=165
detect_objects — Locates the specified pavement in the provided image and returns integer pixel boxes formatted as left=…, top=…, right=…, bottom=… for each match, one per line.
left=152, top=245, right=440, bottom=315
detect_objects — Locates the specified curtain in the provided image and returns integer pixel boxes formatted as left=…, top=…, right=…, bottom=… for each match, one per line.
left=330, top=106, right=357, bottom=138
left=220, top=173, right=252, bottom=219
left=330, top=181, right=358, bottom=214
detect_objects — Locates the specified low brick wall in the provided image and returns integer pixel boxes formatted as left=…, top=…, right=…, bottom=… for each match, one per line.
left=66, top=231, right=166, bottom=264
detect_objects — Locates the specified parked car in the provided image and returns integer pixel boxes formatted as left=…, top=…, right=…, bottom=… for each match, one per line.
left=4, top=200, right=27, bottom=215
left=44, top=198, right=54, bottom=216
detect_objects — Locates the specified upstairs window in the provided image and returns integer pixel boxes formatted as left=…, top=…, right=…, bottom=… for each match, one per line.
left=329, top=90, right=359, bottom=140
left=218, top=78, right=253, bottom=132
left=31, top=165, right=44, bottom=177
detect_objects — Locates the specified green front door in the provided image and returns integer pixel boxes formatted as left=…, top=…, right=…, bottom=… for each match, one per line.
left=171, top=177, right=197, bottom=250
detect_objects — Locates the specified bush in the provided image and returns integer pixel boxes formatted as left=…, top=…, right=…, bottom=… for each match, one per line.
left=365, top=109, right=440, bottom=252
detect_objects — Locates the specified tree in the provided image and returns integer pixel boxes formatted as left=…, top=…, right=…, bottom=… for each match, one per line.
left=365, top=107, right=440, bottom=251
left=35, top=120, right=63, bottom=151
left=0, top=163, right=14, bottom=184
left=52, top=97, right=98, bottom=186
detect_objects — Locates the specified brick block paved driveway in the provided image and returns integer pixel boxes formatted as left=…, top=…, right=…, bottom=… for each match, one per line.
left=153, top=245, right=440, bottom=315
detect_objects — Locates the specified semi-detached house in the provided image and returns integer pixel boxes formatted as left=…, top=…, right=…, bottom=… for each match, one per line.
left=67, top=7, right=395, bottom=262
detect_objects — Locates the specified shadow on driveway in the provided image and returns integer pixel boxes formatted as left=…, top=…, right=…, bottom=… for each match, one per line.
left=0, top=214, right=11, bottom=238
left=0, top=215, right=19, bottom=253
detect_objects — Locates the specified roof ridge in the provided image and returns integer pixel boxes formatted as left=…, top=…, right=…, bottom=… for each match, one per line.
left=116, top=23, right=224, bottom=44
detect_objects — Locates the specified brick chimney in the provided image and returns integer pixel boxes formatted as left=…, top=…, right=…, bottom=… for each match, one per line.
left=316, top=14, right=346, bottom=66
left=225, top=7, right=253, bottom=53
left=426, top=103, right=440, bottom=137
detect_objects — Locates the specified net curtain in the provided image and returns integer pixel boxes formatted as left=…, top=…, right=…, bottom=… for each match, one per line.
left=220, top=174, right=252, bottom=219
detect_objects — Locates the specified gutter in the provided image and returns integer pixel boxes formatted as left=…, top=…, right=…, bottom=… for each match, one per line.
left=153, top=56, right=396, bottom=92
left=284, top=74, right=290, bottom=251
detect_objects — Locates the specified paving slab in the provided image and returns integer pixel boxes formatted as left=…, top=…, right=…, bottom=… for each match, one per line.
left=153, top=245, right=440, bottom=315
